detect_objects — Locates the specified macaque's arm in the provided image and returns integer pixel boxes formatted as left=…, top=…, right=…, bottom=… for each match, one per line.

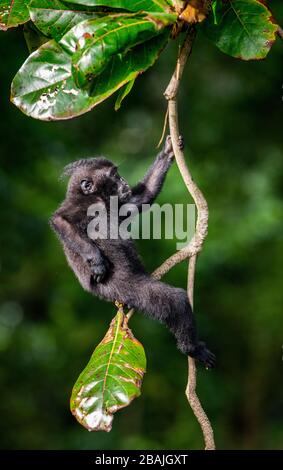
left=50, top=212, right=108, bottom=283
left=129, top=135, right=183, bottom=209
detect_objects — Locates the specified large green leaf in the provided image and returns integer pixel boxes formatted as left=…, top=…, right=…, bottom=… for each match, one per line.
left=23, top=21, right=49, bottom=53
left=0, top=0, right=30, bottom=29
left=70, top=310, right=146, bottom=432
left=64, top=0, right=173, bottom=13
left=11, top=30, right=169, bottom=120
left=203, top=0, right=278, bottom=60
left=60, top=12, right=176, bottom=87
left=29, top=0, right=102, bottom=41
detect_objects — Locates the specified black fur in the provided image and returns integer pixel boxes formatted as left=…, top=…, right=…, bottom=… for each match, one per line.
left=50, top=136, right=215, bottom=368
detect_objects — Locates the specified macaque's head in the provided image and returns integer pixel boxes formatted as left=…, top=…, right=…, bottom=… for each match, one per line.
left=62, top=157, right=132, bottom=202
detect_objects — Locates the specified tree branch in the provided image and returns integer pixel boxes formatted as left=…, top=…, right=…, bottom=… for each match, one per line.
left=127, top=27, right=215, bottom=450
left=162, top=27, right=215, bottom=450
left=153, top=29, right=208, bottom=280
left=186, top=255, right=215, bottom=450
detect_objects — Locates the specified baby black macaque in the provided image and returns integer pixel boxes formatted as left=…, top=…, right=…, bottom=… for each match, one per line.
left=50, top=136, right=215, bottom=368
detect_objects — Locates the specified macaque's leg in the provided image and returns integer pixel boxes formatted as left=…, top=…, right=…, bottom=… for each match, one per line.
left=122, top=276, right=215, bottom=368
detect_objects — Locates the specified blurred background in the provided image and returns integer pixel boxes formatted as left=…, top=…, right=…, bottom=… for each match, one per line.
left=0, top=0, right=282, bottom=450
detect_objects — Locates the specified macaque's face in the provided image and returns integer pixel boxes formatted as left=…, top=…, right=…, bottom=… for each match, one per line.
left=66, top=159, right=132, bottom=202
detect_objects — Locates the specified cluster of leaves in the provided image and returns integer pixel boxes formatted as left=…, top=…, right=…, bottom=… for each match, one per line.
left=0, top=0, right=281, bottom=121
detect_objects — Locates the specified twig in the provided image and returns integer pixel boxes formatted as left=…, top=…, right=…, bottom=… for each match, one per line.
left=163, top=27, right=215, bottom=450
left=157, top=106, right=169, bottom=149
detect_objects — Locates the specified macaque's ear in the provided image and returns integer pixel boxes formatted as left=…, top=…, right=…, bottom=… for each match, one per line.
left=80, top=178, right=94, bottom=195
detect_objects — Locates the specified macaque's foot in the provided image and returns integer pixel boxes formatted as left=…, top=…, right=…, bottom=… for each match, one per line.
left=192, top=341, right=216, bottom=369
left=88, top=259, right=109, bottom=283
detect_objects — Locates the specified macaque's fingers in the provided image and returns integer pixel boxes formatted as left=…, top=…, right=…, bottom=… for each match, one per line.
left=178, top=135, right=185, bottom=150
left=88, top=259, right=108, bottom=283
left=92, top=273, right=104, bottom=284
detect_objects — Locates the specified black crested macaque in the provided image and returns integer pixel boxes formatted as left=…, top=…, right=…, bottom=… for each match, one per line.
left=50, top=136, right=215, bottom=368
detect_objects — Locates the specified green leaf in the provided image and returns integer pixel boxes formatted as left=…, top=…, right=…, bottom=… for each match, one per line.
left=115, top=78, right=135, bottom=110
left=202, top=0, right=278, bottom=60
left=11, top=31, right=169, bottom=120
left=60, top=12, right=176, bottom=88
left=23, top=21, right=49, bottom=53
left=64, top=0, right=173, bottom=14
left=70, top=310, right=146, bottom=432
left=0, top=0, right=30, bottom=29
left=29, top=0, right=102, bottom=41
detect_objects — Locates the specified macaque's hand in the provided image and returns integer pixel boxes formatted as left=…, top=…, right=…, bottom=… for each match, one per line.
left=88, top=257, right=109, bottom=283
left=164, top=135, right=184, bottom=160
left=177, top=135, right=185, bottom=150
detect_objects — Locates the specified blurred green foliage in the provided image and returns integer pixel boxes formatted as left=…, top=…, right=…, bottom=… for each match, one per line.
left=0, top=0, right=283, bottom=450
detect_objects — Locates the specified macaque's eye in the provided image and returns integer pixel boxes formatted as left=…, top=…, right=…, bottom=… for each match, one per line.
left=80, top=179, right=94, bottom=194
left=111, top=168, right=124, bottom=183
left=109, top=166, right=118, bottom=178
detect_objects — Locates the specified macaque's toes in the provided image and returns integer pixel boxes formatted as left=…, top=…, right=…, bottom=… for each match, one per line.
left=194, top=342, right=216, bottom=369
left=204, top=351, right=216, bottom=369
